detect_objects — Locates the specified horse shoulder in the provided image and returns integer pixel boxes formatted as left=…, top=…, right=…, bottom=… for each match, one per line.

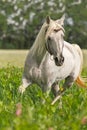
left=39, top=53, right=57, bottom=85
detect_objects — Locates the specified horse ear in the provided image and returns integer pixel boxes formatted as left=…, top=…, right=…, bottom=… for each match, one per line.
left=56, top=14, right=65, bottom=26
left=46, top=16, right=51, bottom=24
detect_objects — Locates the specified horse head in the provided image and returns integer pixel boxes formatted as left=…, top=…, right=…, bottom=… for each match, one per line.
left=45, top=15, right=65, bottom=66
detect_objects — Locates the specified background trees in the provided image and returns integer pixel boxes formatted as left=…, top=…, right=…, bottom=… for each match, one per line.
left=0, top=0, right=87, bottom=49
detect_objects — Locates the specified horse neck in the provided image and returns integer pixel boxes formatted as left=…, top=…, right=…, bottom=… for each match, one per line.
left=30, top=24, right=46, bottom=65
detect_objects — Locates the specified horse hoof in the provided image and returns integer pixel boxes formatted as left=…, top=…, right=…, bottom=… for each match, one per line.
left=18, top=85, right=25, bottom=94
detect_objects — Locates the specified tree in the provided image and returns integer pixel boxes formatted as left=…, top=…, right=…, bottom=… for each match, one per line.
left=0, top=0, right=87, bottom=49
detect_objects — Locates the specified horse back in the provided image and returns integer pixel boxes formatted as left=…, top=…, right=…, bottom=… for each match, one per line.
left=72, top=44, right=83, bottom=74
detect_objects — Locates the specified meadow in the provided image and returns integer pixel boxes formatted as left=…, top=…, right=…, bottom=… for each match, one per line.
left=0, top=50, right=87, bottom=130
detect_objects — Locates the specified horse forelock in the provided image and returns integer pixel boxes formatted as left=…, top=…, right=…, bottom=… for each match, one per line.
left=57, top=24, right=65, bottom=33
left=45, top=20, right=65, bottom=39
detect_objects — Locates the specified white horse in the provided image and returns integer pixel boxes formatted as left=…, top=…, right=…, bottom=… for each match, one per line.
left=19, top=15, right=86, bottom=105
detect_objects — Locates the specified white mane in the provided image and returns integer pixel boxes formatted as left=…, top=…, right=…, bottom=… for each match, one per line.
left=29, top=23, right=47, bottom=59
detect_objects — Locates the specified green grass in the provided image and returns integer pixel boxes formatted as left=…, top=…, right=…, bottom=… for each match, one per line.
left=0, top=66, right=87, bottom=130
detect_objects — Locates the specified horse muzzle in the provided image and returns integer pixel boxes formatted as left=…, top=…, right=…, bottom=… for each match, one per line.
left=54, top=56, right=64, bottom=66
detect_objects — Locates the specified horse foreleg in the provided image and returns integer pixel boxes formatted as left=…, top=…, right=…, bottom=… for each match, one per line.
left=30, top=67, right=42, bottom=82
left=18, top=78, right=31, bottom=94
left=63, top=75, right=75, bottom=90
left=51, top=82, right=60, bottom=97
left=51, top=76, right=74, bottom=105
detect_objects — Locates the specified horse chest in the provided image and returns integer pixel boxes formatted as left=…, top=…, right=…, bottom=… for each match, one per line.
left=41, top=54, right=74, bottom=83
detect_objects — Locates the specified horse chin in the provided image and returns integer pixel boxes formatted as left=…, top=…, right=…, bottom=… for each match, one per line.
left=55, top=61, right=63, bottom=66
left=54, top=58, right=64, bottom=66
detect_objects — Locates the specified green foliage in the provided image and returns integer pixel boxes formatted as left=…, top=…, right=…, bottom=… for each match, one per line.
left=0, top=0, right=87, bottom=49
left=0, top=66, right=87, bottom=130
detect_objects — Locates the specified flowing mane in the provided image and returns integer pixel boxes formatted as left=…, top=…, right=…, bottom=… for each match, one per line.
left=29, top=23, right=47, bottom=62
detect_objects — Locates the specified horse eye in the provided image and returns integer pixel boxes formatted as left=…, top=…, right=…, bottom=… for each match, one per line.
left=54, top=29, right=59, bottom=32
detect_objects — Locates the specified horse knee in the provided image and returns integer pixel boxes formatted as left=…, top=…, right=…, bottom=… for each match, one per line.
left=64, top=76, right=75, bottom=89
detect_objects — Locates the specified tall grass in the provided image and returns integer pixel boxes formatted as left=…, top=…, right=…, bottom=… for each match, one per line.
left=0, top=66, right=87, bottom=130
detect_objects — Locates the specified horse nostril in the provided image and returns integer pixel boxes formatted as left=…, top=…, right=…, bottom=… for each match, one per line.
left=48, top=36, right=51, bottom=41
left=54, top=57, right=58, bottom=62
left=61, top=56, right=64, bottom=62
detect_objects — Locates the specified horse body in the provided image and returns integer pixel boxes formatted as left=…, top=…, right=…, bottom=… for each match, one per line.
left=19, top=15, right=85, bottom=104
left=38, top=41, right=82, bottom=89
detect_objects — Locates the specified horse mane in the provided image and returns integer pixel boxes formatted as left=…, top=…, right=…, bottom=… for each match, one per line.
left=29, top=22, right=47, bottom=58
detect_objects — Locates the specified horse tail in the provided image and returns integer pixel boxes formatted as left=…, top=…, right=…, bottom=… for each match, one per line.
left=72, top=44, right=87, bottom=88
left=75, top=76, right=87, bottom=88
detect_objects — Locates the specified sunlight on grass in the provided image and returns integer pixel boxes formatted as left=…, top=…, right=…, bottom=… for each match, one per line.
left=83, top=49, right=87, bottom=68
left=0, top=50, right=28, bottom=68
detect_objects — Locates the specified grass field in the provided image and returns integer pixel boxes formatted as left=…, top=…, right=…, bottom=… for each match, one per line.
left=0, top=66, right=87, bottom=130
left=0, top=50, right=28, bottom=68
left=0, top=50, right=87, bottom=130
left=0, top=49, right=87, bottom=68
left=82, top=50, right=87, bottom=68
